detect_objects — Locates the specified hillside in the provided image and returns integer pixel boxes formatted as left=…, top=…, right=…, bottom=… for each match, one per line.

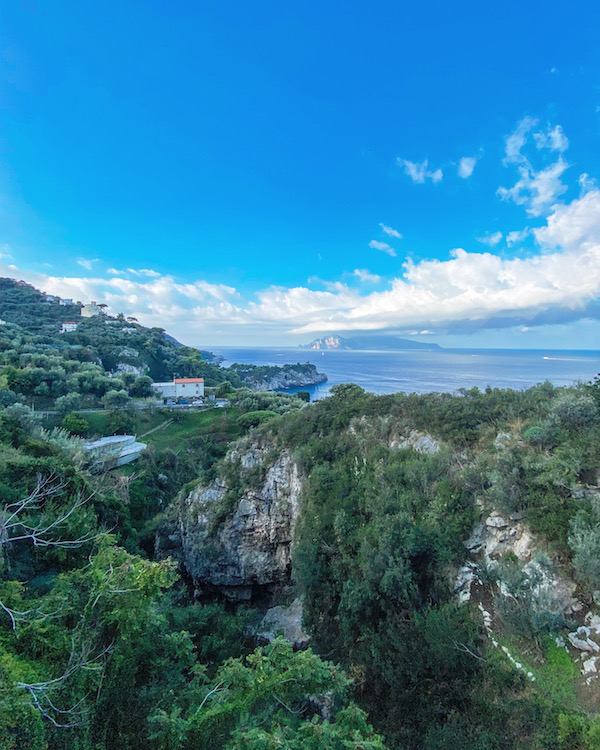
left=159, top=380, right=600, bottom=748
left=0, top=279, right=325, bottom=413
left=3, top=275, right=600, bottom=748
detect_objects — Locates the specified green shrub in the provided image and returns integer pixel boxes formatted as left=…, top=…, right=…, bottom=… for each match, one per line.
left=61, top=411, right=90, bottom=436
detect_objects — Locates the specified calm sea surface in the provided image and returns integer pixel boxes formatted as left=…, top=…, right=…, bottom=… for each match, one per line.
left=208, top=347, right=600, bottom=401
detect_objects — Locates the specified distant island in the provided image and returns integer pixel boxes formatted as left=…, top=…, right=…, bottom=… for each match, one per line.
left=301, top=334, right=442, bottom=351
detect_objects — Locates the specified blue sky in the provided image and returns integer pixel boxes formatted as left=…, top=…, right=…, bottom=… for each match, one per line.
left=2, top=1, right=600, bottom=347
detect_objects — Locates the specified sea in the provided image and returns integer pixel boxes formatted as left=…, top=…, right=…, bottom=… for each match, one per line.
left=207, top=347, right=600, bottom=401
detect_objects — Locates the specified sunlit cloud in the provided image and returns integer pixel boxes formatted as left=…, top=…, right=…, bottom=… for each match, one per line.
left=533, top=124, right=569, bottom=153
left=77, top=258, right=100, bottom=271
left=476, top=231, right=503, bottom=247
left=498, top=118, right=570, bottom=217
left=6, top=117, right=600, bottom=347
left=506, top=228, right=531, bottom=247
left=353, top=268, right=381, bottom=283
left=8, top=188, right=600, bottom=344
left=379, top=223, right=403, bottom=239
left=127, top=268, right=161, bottom=277
left=458, top=156, right=478, bottom=179
left=399, top=158, right=443, bottom=184
left=369, top=240, right=397, bottom=257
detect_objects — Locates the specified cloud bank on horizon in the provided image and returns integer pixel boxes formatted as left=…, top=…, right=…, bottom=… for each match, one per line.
left=7, top=118, right=600, bottom=346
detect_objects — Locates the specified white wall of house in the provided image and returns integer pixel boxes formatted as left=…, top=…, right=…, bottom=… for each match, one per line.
left=152, top=382, right=176, bottom=399
left=174, top=379, right=204, bottom=398
left=151, top=379, right=205, bottom=400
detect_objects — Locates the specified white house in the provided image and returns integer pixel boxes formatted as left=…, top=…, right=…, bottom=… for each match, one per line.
left=60, top=322, right=78, bottom=333
left=59, top=298, right=74, bottom=306
left=152, top=377, right=204, bottom=401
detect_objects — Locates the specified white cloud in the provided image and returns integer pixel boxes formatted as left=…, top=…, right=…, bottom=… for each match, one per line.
left=499, top=118, right=571, bottom=217
left=579, top=173, right=597, bottom=194
left=126, top=268, right=162, bottom=277
left=379, top=223, right=403, bottom=239
left=476, top=231, right=503, bottom=247
left=6, top=188, right=600, bottom=344
left=77, top=258, right=100, bottom=271
left=504, top=117, right=538, bottom=165
left=498, top=158, right=569, bottom=217
left=458, top=156, right=478, bottom=179
left=506, top=228, right=531, bottom=247
left=353, top=269, right=381, bottom=283
left=307, top=277, right=349, bottom=293
left=534, top=188, right=600, bottom=250
left=399, top=159, right=443, bottom=184
left=107, top=267, right=126, bottom=276
left=533, top=124, right=569, bottom=153
left=369, top=240, right=397, bottom=257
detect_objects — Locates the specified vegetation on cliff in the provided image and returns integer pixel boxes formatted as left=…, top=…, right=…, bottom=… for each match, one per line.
left=3, top=278, right=600, bottom=748
left=167, top=380, right=600, bottom=748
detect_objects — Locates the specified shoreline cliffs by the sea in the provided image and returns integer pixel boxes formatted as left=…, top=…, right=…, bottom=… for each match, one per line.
left=301, top=333, right=442, bottom=351
left=231, top=362, right=327, bottom=391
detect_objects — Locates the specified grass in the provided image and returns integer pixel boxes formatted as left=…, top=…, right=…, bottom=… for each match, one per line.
left=492, top=633, right=581, bottom=710
left=143, top=408, right=240, bottom=451
left=536, top=638, right=581, bottom=709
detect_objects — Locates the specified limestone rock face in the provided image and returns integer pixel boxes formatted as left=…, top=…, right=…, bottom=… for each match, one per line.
left=238, top=365, right=327, bottom=391
left=113, top=363, right=147, bottom=376
left=257, top=597, right=309, bottom=648
left=160, top=442, right=304, bottom=600
left=390, top=430, right=440, bottom=454
left=465, top=512, right=534, bottom=561
left=461, top=511, right=581, bottom=617
left=568, top=626, right=600, bottom=653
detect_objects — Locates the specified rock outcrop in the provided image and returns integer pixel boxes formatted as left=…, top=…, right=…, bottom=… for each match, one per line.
left=348, top=415, right=441, bottom=454
left=257, top=597, right=309, bottom=648
left=465, top=511, right=534, bottom=561
left=158, top=441, right=303, bottom=600
left=460, top=510, right=580, bottom=617
left=238, top=364, right=327, bottom=391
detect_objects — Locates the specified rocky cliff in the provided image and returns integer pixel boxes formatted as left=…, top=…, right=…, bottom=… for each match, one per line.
left=157, top=439, right=303, bottom=600
left=236, top=363, right=327, bottom=391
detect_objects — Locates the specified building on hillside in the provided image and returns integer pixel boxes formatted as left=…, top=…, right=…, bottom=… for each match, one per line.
left=60, top=322, right=78, bottom=333
left=81, top=301, right=105, bottom=317
left=151, top=377, right=205, bottom=402
left=59, top=298, right=74, bottom=306
left=45, top=295, right=60, bottom=303
left=83, top=435, right=147, bottom=469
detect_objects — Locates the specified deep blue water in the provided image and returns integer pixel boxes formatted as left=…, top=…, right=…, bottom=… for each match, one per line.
left=209, top=347, right=600, bottom=400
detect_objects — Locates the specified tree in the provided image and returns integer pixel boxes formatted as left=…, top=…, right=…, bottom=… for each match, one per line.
left=216, top=381, right=232, bottom=398
left=55, top=392, right=82, bottom=415
left=102, top=389, right=131, bottom=410
left=237, top=411, right=280, bottom=429
left=148, top=639, right=388, bottom=750
left=130, top=375, right=153, bottom=398
left=61, top=412, right=89, bottom=436
left=569, top=495, right=600, bottom=591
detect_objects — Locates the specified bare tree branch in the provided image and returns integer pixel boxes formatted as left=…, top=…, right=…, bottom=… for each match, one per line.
left=0, top=473, right=98, bottom=630
left=16, top=641, right=113, bottom=728
left=452, top=640, right=487, bottom=662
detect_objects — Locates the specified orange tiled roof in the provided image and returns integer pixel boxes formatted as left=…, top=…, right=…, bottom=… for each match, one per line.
left=173, top=378, right=205, bottom=383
